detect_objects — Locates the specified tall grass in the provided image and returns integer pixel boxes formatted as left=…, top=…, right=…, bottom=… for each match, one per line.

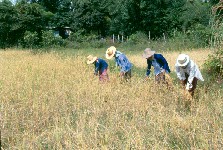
left=1, top=49, right=222, bottom=149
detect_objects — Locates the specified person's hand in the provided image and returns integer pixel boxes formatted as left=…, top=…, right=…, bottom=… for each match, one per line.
left=184, top=90, right=192, bottom=100
left=119, top=72, right=124, bottom=77
left=143, top=76, right=150, bottom=82
left=186, top=83, right=192, bottom=90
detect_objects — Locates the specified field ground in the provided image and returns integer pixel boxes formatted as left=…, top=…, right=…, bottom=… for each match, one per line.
left=1, top=48, right=223, bottom=149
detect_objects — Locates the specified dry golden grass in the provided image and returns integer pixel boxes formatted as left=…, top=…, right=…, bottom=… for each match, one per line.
left=1, top=49, right=222, bottom=149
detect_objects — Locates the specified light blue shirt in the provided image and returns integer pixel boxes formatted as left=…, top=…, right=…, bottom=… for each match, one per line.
left=146, top=54, right=170, bottom=76
left=115, top=51, right=132, bottom=73
left=152, top=59, right=163, bottom=76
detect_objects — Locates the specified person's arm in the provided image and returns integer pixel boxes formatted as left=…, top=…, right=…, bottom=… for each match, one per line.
left=115, top=58, right=119, bottom=67
left=146, top=60, right=152, bottom=76
left=143, top=61, right=152, bottom=82
left=94, top=60, right=99, bottom=75
left=186, top=65, right=196, bottom=90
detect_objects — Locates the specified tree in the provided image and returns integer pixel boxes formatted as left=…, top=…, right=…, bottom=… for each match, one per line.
left=108, top=0, right=187, bottom=38
left=53, top=0, right=111, bottom=37
left=0, top=0, right=19, bottom=48
left=15, top=1, right=53, bottom=46
left=27, top=0, right=62, bottom=13
left=179, top=0, right=211, bottom=31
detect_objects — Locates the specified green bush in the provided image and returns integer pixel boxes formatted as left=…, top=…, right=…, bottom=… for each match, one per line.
left=204, top=48, right=223, bottom=78
left=186, top=24, right=212, bottom=47
left=41, top=30, right=65, bottom=48
left=127, top=31, right=148, bottom=45
left=68, top=30, right=86, bottom=43
left=22, top=31, right=39, bottom=48
left=211, top=23, right=223, bottom=48
left=203, top=22, right=223, bottom=80
left=68, top=31, right=107, bottom=49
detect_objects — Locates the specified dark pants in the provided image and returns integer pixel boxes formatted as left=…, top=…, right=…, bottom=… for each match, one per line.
left=154, top=72, right=174, bottom=90
left=120, top=69, right=131, bottom=81
left=181, top=73, right=198, bottom=97
left=155, top=72, right=166, bottom=84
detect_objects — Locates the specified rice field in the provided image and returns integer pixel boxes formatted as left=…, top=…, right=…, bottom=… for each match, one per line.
left=1, top=49, right=223, bottom=149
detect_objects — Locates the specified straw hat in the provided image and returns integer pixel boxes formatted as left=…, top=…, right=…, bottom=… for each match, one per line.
left=142, top=48, right=155, bottom=58
left=87, top=55, right=97, bottom=64
left=177, top=54, right=190, bottom=67
left=106, top=46, right=116, bottom=59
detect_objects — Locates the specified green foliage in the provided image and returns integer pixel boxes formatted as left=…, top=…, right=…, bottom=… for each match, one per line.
left=53, top=0, right=110, bottom=37
left=22, top=31, right=39, bottom=48
left=0, top=0, right=19, bottom=48
left=180, top=0, right=211, bottom=31
left=210, top=23, right=223, bottom=47
left=0, top=0, right=217, bottom=49
left=127, top=31, right=148, bottom=45
left=68, top=31, right=107, bottom=48
left=186, top=24, right=212, bottom=47
left=41, top=30, right=64, bottom=48
left=209, top=0, right=219, bottom=5
left=68, top=30, right=91, bottom=43
left=0, top=0, right=54, bottom=48
left=204, top=1, right=223, bottom=80
left=29, top=0, right=61, bottom=13
left=204, top=48, right=223, bottom=78
left=15, top=2, right=53, bottom=46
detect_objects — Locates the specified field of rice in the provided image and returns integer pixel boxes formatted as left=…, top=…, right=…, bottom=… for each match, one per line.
left=1, top=49, right=222, bottom=149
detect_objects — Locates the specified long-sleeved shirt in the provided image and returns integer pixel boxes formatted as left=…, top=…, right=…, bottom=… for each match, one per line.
left=175, top=59, right=204, bottom=90
left=115, top=51, right=132, bottom=73
left=94, top=58, right=108, bottom=74
left=146, top=54, right=170, bottom=76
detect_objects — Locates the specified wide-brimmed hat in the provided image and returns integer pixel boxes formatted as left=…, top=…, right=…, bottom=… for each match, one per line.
left=177, top=54, right=190, bottom=67
left=106, top=46, right=116, bottom=59
left=87, top=55, right=97, bottom=64
left=142, top=48, right=155, bottom=58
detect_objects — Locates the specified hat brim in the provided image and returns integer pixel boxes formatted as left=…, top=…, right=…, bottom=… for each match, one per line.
left=106, top=48, right=116, bottom=59
left=177, top=55, right=190, bottom=67
left=142, top=51, right=155, bottom=58
left=87, top=57, right=97, bottom=64
left=105, top=53, right=115, bottom=59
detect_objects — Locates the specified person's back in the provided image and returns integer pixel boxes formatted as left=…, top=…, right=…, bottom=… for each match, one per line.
left=146, top=53, right=170, bottom=75
left=115, top=51, right=132, bottom=73
left=87, top=55, right=109, bottom=82
left=106, top=46, right=132, bottom=81
left=142, top=48, right=170, bottom=84
left=95, top=58, right=108, bottom=73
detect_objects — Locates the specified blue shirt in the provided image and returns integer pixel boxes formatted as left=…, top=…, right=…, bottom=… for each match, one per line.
left=94, top=58, right=108, bottom=73
left=115, top=51, right=132, bottom=73
left=146, top=54, right=170, bottom=76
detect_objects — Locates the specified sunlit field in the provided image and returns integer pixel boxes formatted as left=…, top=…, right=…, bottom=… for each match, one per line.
left=1, top=49, right=223, bottom=149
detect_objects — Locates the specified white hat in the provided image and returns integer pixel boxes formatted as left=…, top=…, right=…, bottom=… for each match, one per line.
left=142, top=48, right=155, bottom=59
left=177, top=54, right=190, bottom=67
left=87, top=55, right=97, bottom=64
left=105, top=46, right=116, bottom=59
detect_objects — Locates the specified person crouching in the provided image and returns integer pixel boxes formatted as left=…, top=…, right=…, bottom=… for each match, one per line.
left=87, top=55, right=109, bottom=82
left=142, top=48, right=171, bottom=84
left=175, top=54, right=204, bottom=99
left=106, top=46, right=132, bottom=82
